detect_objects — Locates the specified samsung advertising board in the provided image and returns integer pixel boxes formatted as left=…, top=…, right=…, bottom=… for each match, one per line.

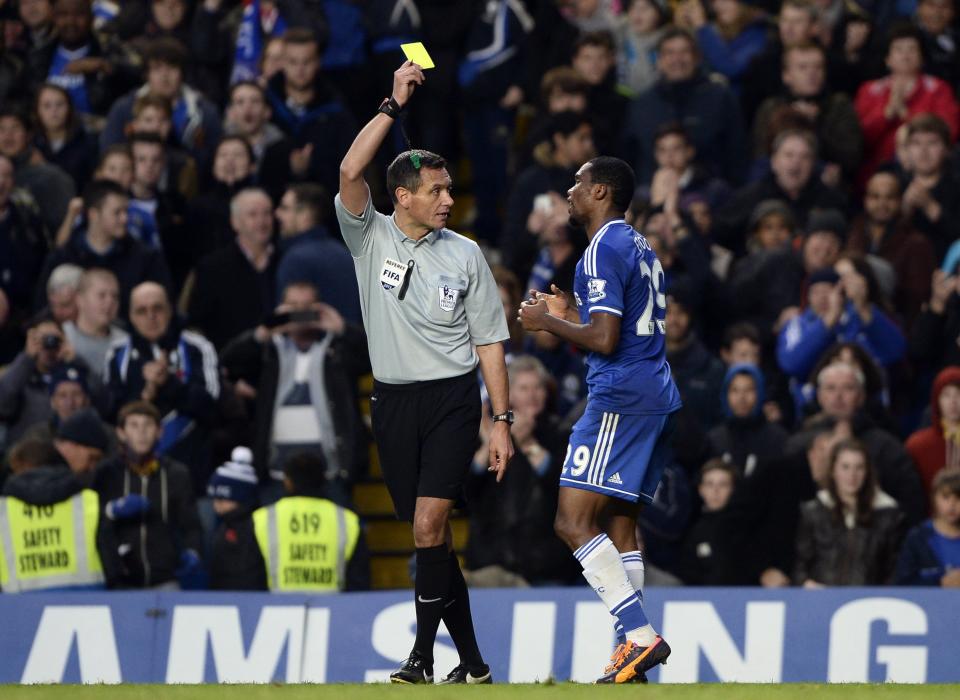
left=0, top=588, right=956, bottom=684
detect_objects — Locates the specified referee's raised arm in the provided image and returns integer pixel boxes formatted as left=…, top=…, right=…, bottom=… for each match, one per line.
left=338, top=61, right=425, bottom=216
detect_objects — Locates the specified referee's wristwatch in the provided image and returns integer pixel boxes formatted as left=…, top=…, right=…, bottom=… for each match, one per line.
left=492, top=410, right=514, bottom=425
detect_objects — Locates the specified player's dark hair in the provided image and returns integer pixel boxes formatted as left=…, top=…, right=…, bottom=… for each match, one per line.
left=721, top=322, right=761, bottom=351
left=586, top=156, right=635, bottom=213
left=83, top=179, right=129, bottom=213
left=283, top=451, right=329, bottom=495
left=386, top=149, right=447, bottom=203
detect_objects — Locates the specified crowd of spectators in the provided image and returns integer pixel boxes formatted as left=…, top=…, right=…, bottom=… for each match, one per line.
left=1, top=0, right=960, bottom=591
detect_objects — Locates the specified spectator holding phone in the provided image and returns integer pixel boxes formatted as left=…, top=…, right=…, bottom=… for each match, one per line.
left=777, top=256, right=906, bottom=384
left=0, top=316, right=94, bottom=448
left=219, top=281, right=370, bottom=506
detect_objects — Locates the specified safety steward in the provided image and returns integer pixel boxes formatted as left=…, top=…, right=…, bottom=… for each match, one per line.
left=252, top=451, right=369, bottom=592
left=0, top=412, right=114, bottom=591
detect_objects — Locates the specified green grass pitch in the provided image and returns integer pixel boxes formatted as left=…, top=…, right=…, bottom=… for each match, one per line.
left=1, top=685, right=956, bottom=700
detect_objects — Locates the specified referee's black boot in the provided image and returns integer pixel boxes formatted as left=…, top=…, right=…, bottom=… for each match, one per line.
left=437, top=663, right=492, bottom=685
left=390, top=651, right=434, bottom=684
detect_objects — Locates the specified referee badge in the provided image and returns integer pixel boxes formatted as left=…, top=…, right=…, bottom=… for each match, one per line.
left=380, top=258, right=408, bottom=291
left=438, top=284, right=460, bottom=312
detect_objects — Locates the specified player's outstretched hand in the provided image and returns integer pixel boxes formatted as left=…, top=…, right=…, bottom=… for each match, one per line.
left=488, top=421, right=514, bottom=483
left=392, top=60, right=425, bottom=108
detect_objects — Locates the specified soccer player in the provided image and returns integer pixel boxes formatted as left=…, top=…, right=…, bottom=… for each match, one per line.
left=518, top=156, right=681, bottom=683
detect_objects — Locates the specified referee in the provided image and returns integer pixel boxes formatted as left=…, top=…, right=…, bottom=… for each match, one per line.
left=335, top=61, right=514, bottom=685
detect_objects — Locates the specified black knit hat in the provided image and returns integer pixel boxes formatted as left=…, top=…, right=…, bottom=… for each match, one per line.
left=56, top=408, right=109, bottom=451
left=805, top=209, right=847, bottom=243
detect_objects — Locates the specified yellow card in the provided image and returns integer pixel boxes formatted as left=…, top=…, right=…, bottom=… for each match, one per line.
left=400, top=42, right=435, bottom=69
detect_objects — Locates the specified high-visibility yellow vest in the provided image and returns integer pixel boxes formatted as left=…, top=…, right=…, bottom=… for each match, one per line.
left=0, top=490, right=104, bottom=592
left=252, top=496, right=360, bottom=592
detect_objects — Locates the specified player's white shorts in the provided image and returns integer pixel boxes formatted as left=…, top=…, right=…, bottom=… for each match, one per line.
left=559, top=405, right=677, bottom=504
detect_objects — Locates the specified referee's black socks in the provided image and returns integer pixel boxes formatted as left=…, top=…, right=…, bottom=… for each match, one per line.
left=442, top=552, right=485, bottom=669
left=413, top=544, right=451, bottom=663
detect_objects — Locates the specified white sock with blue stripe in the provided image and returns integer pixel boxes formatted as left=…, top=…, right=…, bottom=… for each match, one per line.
left=615, top=551, right=648, bottom=645
left=574, top=534, right=653, bottom=644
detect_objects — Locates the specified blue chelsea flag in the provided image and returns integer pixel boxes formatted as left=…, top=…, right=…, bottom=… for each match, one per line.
left=231, top=0, right=263, bottom=84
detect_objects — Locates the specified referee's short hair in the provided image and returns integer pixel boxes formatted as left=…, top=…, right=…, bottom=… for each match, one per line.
left=386, top=149, right=447, bottom=203
left=587, top=156, right=635, bottom=214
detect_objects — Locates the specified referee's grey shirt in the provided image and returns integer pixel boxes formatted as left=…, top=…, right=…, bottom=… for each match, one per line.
left=335, top=192, right=508, bottom=384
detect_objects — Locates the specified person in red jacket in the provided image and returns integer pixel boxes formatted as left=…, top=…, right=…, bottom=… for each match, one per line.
left=854, top=23, right=959, bottom=186
left=907, top=366, right=960, bottom=498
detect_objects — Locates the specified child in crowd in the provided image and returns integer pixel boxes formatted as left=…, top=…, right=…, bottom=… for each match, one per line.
left=896, top=469, right=960, bottom=587
left=207, top=446, right=267, bottom=591
left=678, top=459, right=738, bottom=585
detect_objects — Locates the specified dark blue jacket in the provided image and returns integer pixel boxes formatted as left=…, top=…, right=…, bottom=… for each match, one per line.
left=276, top=226, right=362, bottom=324
left=896, top=520, right=955, bottom=585
left=622, top=71, right=748, bottom=185
left=776, top=302, right=906, bottom=382
left=695, top=19, right=769, bottom=95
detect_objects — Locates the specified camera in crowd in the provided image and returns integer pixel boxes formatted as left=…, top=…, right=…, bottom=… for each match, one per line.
left=41, top=335, right=62, bottom=352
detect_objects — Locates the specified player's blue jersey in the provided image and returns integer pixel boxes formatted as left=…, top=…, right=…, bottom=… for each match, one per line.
left=573, top=219, right=682, bottom=415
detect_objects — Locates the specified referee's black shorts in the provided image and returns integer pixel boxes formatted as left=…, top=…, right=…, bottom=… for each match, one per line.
left=370, top=371, right=481, bottom=522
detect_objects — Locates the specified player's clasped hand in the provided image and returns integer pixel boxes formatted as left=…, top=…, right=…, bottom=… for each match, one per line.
left=518, top=295, right=550, bottom=331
